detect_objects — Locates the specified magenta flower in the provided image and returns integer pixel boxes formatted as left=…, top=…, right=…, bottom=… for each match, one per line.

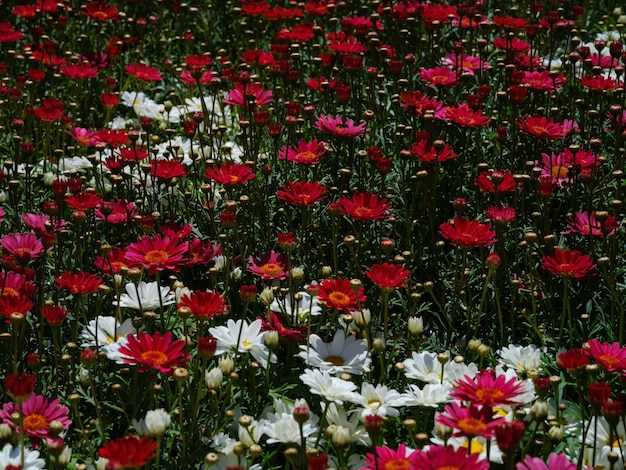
left=247, top=250, right=289, bottom=280
left=314, top=114, right=366, bottom=138
left=0, top=232, right=44, bottom=263
left=517, top=453, right=578, bottom=470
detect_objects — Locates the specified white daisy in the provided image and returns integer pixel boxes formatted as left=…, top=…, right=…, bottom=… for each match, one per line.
left=444, top=360, right=479, bottom=386
left=238, top=417, right=266, bottom=447
left=80, top=316, right=136, bottom=349
left=350, top=382, right=406, bottom=418
left=403, top=351, right=442, bottom=384
left=113, top=281, right=176, bottom=311
left=0, top=444, right=45, bottom=470
left=325, top=402, right=370, bottom=446
left=403, top=382, right=452, bottom=408
left=263, top=412, right=318, bottom=446
left=299, top=368, right=359, bottom=405
left=497, top=344, right=542, bottom=374
left=208, top=319, right=276, bottom=368
left=270, top=291, right=322, bottom=321
left=298, top=330, right=371, bottom=375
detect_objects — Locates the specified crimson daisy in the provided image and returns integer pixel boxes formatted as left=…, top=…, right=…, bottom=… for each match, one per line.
left=204, top=162, right=256, bottom=186
left=516, top=115, right=569, bottom=140
left=564, top=212, right=619, bottom=238
left=399, top=91, right=448, bottom=119
left=65, top=192, right=104, bottom=212
left=586, top=339, right=626, bottom=372
left=178, top=291, right=229, bottom=321
left=475, top=170, right=518, bottom=195
left=276, top=181, right=328, bottom=207
left=4, top=373, right=36, bottom=403
left=451, top=368, right=526, bottom=407
left=125, top=234, right=189, bottom=275
left=0, top=232, right=44, bottom=263
left=41, top=305, right=69, bottom=327
left=99, top=436, right=158, bottom=469
left=124, top=63, right=162, bottom=82
left=521, top=70, right=565, bottom=92
left=365, top=263, right=411, bottom=293
left=151, top=159, right=188, bottom=180
left=247, top=250, right=289, bottom=280
left=420, top=66, right=459, bottom=87
left=278, top=139, right=327, bottom=165
left=439, top=217, right=497, bottom=249
left=314, top=114, right=366, bottom=138
left=55, top=271, right=102, bottom=295
left=541, top=248, right=596, bottom=280
left=60, top=62, right=99, bottom=80
left=556, top=348, right=589, bottom=373
left=82, top=1, right=119, bottom=21
left=337, top=191, right=392, bottom=223
left=485, top=206, right=516, bottom=226
left=580, top=75, right=620, bottom=91
left=94, top=247, right=135, bottom=275
left=411, top=140, right=457, bottom=163
left=437, top=402, right=505, bottom=439
left=444, top=103, right=491, bottom=128
left=117, top=331, right=189, bottom=375
left=318, top=277, right=366, bottom=313
left=0, top=295, right=34, bottom=319
left=224, top=82, right=273, bottom=107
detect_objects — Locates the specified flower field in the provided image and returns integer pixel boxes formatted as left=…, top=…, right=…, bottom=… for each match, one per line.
left=1, top=0, right=626, bottom=468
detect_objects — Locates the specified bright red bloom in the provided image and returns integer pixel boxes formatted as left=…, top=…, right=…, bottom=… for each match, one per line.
left=82, top=2, right=119, bottom=21
left=485, top=206, right=516, bottom=226
left=279, top=139, right=327, bottom=165
left=556, top=348, right=588, bottom=372
left=260, top=311, right=306, bottom=342
left=420, top=66, right=458, bottom=87
left=337, top=191, right=392, bottom=222
left=0, top=271, right=36, bottom=300
left=541, top=248, right=596, bottom=279
left=411, top=141, right=457, bottom=163
left=204, top=162, right=256, bottom=186
left=328, top=38, right=368, bottom=55
left=444, top=103, right=491, bottom=128
left=411, top=444, right=490, bottom=470
left=314, top=115, right=366, bottom=138
left=440, top=217, right=497, bottom=249
left=98, top=129, right=130, bottom=147
left=0, top=22, right=24, bottom=42
left=124, top=63, right=162, bottom=82
left=33, top=98, right=64, bottom=122
left=580, top=75, right=620, bottom=91
left=125, top=235, right=189, bottom=275
left=224, top=82, right=273, bottom=107
left=178, top=291, right=229, bottom=321
left=1, top=232, right=44, bottom=263
left=492, top=16, right=529, bottom=30
left=186, top=239, right=221, bottom=266
left=437, top=402, right=505, bottom=438
left=95, top=200, right=137, bottom=225
left=94, top=247, right=134, bottom=275
left=4, top=373, right=36, bottom=402
left=318, top=278, right=366, bottom=313
left=151, top=159, right=188, bottom=180
left=117, top=331, right=189, bottom=375
left=276, top=181, right=328, bottom=207
left=363, top=444, right=418, bottom=470
left=41, top=305, right=69, bottom=327
left=493, top=35, right=530, bottom=52
left=521, top=70, right=565, bottom=92
left=495, top=420, right=526, bottom=453
left=60, top=62, right=99, bottom=80
left=365, top=263, right=411, bottom=293
left=587, top=382, right=612, bottom=406
left=516, top=115, right=569, bottom=140
left=0, top=295, right=34, bottom=319
left=399, top=91, right=448, bottom=119
left=99, top=436, right=158, bottom=469
left=55, top=271, right=102, bottom=295
left=451, top=369, right=526, bottom=407
left=65, top=192, right=104, bottom=211
left=586, top=339, right=626, bottom=372
left=247, top=250, right=289, bottom=280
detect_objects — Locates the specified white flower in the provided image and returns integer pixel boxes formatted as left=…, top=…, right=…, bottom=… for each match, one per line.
left=270, top=291, right=322, bottom=320
left=495, top=366, right=536, bottom=405
left=238, top=417, right=265, bottom=447
left=444, top=360, right=479, bottom=386
left=205, top=367, right=223, bottom=389
left=350, top=382, right=406, bottom=418
left=264, top=412, right=318, bottom=446
left=299, top=369, right=359, bottom=405
left=210, top=432, right=236, bottom=454
left=56, top=156, right=92, bottom=173
left=403, top=383, right=452, bottom=408
left=0, top=444, right=45, bottom=470
left=403, top=351, right=442, bottom=384
left=202, top=452, right=261, bottom=470
left=208, top=319, right=276, bottom=368
left=497, top=344, right=542, bottom=373
left=298, top=330, right=371, bottom=375
left=80, top=316, right=136, bottom=349
left=325, top=402, right=370, bottom=446
left=145, top=409, right=171, bottom=437
left=113, top=281, right=176, bottom=311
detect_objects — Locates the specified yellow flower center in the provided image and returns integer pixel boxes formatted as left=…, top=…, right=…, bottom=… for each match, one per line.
left=383, top=459, right=411, bottom=470
left=295, top=151, right=316, bottom=162
left=457, top=417, right=487, bottom=435
left=461, top=439, right=485, bottom=454
left=475, top=387, right=504, bottom=402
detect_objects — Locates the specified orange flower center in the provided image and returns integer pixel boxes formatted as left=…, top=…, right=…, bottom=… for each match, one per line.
left=23, top=413, right=48, bottom=431
left=599, top=354, right=622, bottom=368
left=145, top=249, right=169, bottom=263
left=531, top=125, right=548, bottom=134
left=335, top=125, right=347, bottom=132
left=475, top=388, right=505, bottom=402
left=295, top=151, right=316, bottom=162
left=383, top=459, right=411, bottom=470
left=354, top=206, right=372, bottom=217
left=328, top=291, right=351, bottom=306
left=324, top=355, right=345, bottom=366
left=551, top=166, right=569, bottom=179
left=141, top=350, right=168, bottom=366
left=457, top=417, right=487, bottom=435
left=228, top=175, right=241, bottom=183
left=259, top=263, right=283, bottom=276
left=2, top=287, right=19, bottom=299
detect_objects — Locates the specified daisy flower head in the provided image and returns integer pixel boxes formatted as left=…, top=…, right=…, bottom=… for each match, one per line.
left=337, top=190, right=392, bottom=223
left=55, top=271, right=102, bottom=295
left=270, top=290, right=322, bottom=321
left=440, top=217, right=497, bottom=249
left=116, top=331, right=190, bottom=375
left=276, top=181, right=328, bottom=207
left=403, top=351, right=443, bottom=384
left=586, top=339, right=626, bottom=372
left=278, top=139, right=327, bottom=165
left=517, top=452, right=578, bottom=470
left=403, top=382, right=453, bottom=408
left=209, top=318, right=276, bottom=368
left=81, top=316, right=137, bottom=349
left=0, top=394, right=71, bottom=447
left=0, top=444, right=45, bottom=470
left=564, top=211, right=620, bottom=238
left=351, top=382, right=406, bottom=418
left=451, top=368, right=527, bottom=407
left=497, top=344, right=542, bottom=374
left=314, top=114, right=366, bottom=138
left=317, top=277, right=366, bottom=313
left=1, top=232, right=44, bottom=263
left=299, top=368, right=359, bottom=405
left=363, top=444, right=418, bottom=470
left=124, top=234, right=189, bottom=275
left=541, top=248, right=596, bottom=279
left=178, top=290, right=229, bottom=321
left=124, top=63, right=162, bottom=81
left=99, top=435, right=158, bottom=469
left=298, top=329, right=371, bottom=375
left=411, top=444, right=491, bottom=470
left=247, top=250, right=289, bottom=280
left=204, top=162, right=256, bottom=186
left=365, top=262, right=411, bottom=293
left=516, top=115, right=569, bottom=140
left=436, top=402, right=505, bottom=439
left=113, top=281, right=176, bottom=311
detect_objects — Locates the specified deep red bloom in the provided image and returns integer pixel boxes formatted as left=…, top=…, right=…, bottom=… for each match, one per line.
left=365, top=263, right=411, bottom=293
left=55, top=271, right=102, bottom=295
left=99, top=436, right=158, bottom=469
left=556, top=348, right=588, bottom=372
left=60, top=62, right=99, bottom=80
left=260, top=311, right=306, bottom=342
left=41, top=305, right=69, bottom=327
left=151, top=159, right=188, bottom=180
left=125, top=235, right=189, bottom=275
left=485, top=206, right=516, bottom=226
left=224, top=82, right=273, bottom=107
left=178, top=291, right=229, bottom=321
left=204, top=162, right=256, bottom=186
left=516, top=115, right=569, bottom=140
left=276, top=181, right=328, bottom=207
left=420, top=66, right=459, bottom=87
left=587, top=382, right=612, bottom=407
left=4, top=373, right=36, bottom=402
left=65, top=192, right=103, bottom=211
left=124, top=63, right=162, bottom=81
left=399, top=91, right=448, bottom=119
left=117, top=331, right=189, bottom=375
left=495, top=420, right=526, bottom=453
left=337, top=191, right=392, bottom=222
left=318, top=278, right=366, bottom=313
left=440, top=217, right=497, bottom=249
left=411, top=141, right=457, bottom=163
left=33, top=98, right=64, bottom=122
left=444, top=103, right=491, bottom=128
left=580, top=75, right=620, bottom=91
left=186, top=239, right=221, bottom=265
left=94, top=247, right=134, bottom=275
left=541, top=248, right=596, bottom=279
left=82, top=2, right=119, bottom=21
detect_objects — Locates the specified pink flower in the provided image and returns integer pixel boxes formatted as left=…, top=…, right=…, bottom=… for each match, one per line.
left=1, top=232, right=44, bottom=263
left=314, top=114, right=366, bottom=138
left=65, top=126, right=104, bottom=147
left=224, top=82, right=273, bottom=107
left=436, top=402, right=505, bottom=438
left=125, top=235, right=189, bottom=275
left=247, top=250, right=289, bottom=280
left=586, top=339, right=626, bottom=372
left=517, top=453, right=578, bottom=470
left=451, top=368, right=527, bottom=407
left=363, top=444, right=419, bottom=470
left=412, top=444, right=490, bottom=470
left=117, top=331, right=190, bottom=375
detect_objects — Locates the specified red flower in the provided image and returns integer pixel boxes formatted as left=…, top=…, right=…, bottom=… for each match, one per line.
left=124, top=63, right=162, bottom=82
left=224, top=82, right=273, bottom=107
left=495, top=420, right=526, bottom=453
left=117, top=331, right=189, bottom=375
left=260, top=311, right=306, bottom=342
left=0, top=296, right=35, bottom=319
left=60, top=62, right=99, bottom=80
left=419, top=66, right=458, bottom=87
left=564, top=212, right=619, bottom=238
left=178, top=291, right=229, bottom=321
left=556, top=348, right=588, bottom=372
left=411, top=444, right=489, bottom=470
left=444, top=103, right=491, bottom=128
left=580, top=75, right=620, bottom=91
left=318, top=278, right=366, bottom=313
left=204, top=162, right=256, bottom=186
left=279, top=139, right=327, bottom=165
left=440, top=217, right=497, bottom=249
left=521, top=70, right=565, bottom=92
left=485, top=206, right=516, bottom=226
left=276, top=181, right=328, bottom=207
left=4, top=373, right=36, bottom=402
left=94, top=247, right=135, bottom=275
left=398, top=91, right=448, bottom=119
left=82, top=2, right=119, bottom=21
left=541, top=248, right=596, bottom=279
left=33, top=98, right=64, bottom=122
left=151, top=159, right=188, bottom=180
left=314, top=115, right=366, bottom=138
left=337, top=191, right=392, bottom=222
left=55, top=271, right=102, bottom=295
left=99, top=436, right=158, bottom=469
left=516, top=115, right=569, bottom=140
left=186, top=238, right=221, bottom=265
left=411, top=141, right=457, bottom=163
left=41, top=305, right=69, bottom=327
left=1, top=232, right=44, bottom=263
left=587, top=382, right=612, bottom=407
left=365, top=263, right=411, bottom=293
left=586, top=339, right=626, bottom=372
left=125, top=235, right=189, bottom=275
left=65, top=192, right=104, bottom=211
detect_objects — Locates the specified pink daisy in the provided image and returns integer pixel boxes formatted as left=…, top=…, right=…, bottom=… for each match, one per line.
left=363, top=444, right=418, bottom=470
left=516, top=453, right=578, bottom=470
left=1, top=232, right=45, bottom=263
left=0, top=394, right=72, bottom=447
left=436, top=402, right=505, bottom=438
left=247, top=250, right=289, bottom=280
left=278, top=139, right=327, bottom=165
left=314, top=114, right=366, bottom=138
left=125, top=234, right=189, bottom=275
left=586, top=339, right=626, bottom=372
left=117, top=331, right=190, bottom=375
left=412, top=444, right=490, bottom=470
left=451, top=368, right=526, bottom=407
